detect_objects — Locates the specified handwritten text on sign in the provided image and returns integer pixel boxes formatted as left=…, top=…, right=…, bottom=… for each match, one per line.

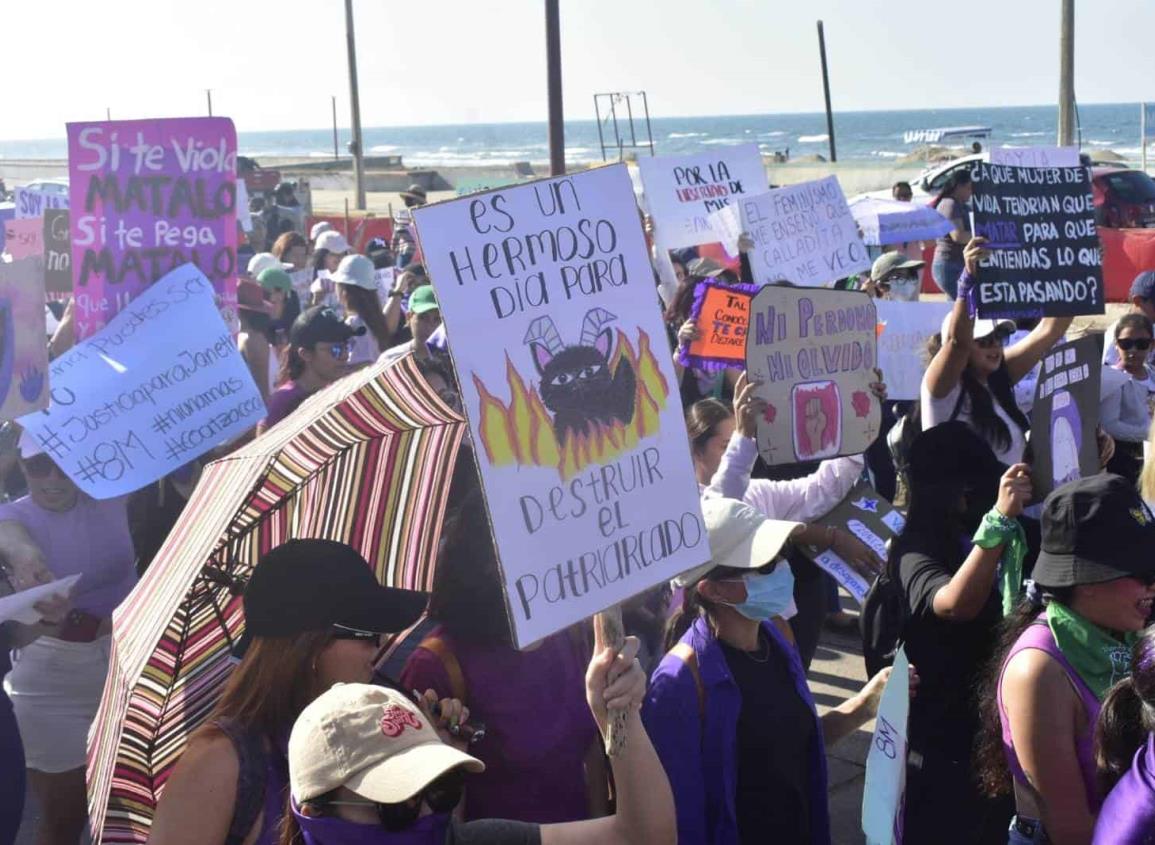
left=1031, top=335, right=1102, bottom=500
left=413, top=165, right=706, bottom=648
left=636, top=145, right=767, bottom=248
left=43, top=210, right=73, bottom=295
left=67, top=117, right=239, bottom=339
left=19, top=264, right=265, bottom=499
left=722, top=176, right=870, bottom=287
left=971, top=161, right=1102, bottom=318
left=15, top=187, right=69, bottom=219
left=862, top=646, right=910, bottom=845
left=746, top=286, right=879, bottom=465
left=681, top=280, right=756, bottom=370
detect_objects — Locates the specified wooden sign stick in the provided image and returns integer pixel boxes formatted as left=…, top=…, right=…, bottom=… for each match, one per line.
left=594, top=606, right=628, bottom=757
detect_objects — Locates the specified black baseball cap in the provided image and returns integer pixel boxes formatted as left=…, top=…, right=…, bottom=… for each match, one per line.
left=1033, top=474, right=1155, bottom=589
left=907, top=420, right=1004, bottom=488
left=244, top=539, right=427, bottom=637
left=290, top=306, right=366, bottom=348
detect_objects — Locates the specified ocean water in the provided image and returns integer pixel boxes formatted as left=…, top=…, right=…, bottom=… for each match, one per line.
left=2, top=102, right=1151, bottom=167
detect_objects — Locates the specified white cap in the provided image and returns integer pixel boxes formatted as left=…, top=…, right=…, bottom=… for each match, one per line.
left=672, top=499, right=803, bottom=588
left=289, top=684, right=483, bottom=804
left=247, top=252, right=293, bottom=277
left=310, top=221, right=334, bottom=242
left=330, top=254, right=378, bottom=291
left=939, top=311, right=1015, bottom=342
left=316, top=230, right=350, bottom=254
left=18, top=430, right=44, bottom=460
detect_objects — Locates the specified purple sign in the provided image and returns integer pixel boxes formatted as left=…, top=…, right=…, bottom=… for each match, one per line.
left=67, top=117, right=238, bottom=339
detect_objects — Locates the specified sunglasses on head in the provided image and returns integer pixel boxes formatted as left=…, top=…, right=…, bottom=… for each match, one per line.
left=1118, top=338, right=1153, bottom=352
left=22, top=454, right=63, bottom=479
left=330, top=623, right=380, bottom=642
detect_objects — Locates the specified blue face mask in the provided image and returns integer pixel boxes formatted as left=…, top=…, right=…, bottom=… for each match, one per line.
left=730, top=564, right=795, bottom=621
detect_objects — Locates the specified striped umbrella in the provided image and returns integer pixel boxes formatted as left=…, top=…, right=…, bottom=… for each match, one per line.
left=85, top=355, right=465, bottom=844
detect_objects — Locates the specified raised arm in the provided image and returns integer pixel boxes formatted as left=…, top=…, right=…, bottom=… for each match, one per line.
left=1004, top=316, right=1075, bottom=385
left=925, top=239, right=988, bottom=399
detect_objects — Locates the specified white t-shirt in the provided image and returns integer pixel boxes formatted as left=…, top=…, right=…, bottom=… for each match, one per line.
left=921, top=380, right=1026, bottom=466
left=345, top=315, right=378, bottom=366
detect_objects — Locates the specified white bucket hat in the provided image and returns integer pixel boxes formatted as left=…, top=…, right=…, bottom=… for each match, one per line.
left=672, top=499, right=803, bottom=588
left=310, top=221, right=334, bottom=242
left=247, top=252, right=293, bottom=277
left=316, top=230, right=351, bottom=255
left=330, top=254, right=378, bottom=291
left=289, top=684, right=483, bottom=805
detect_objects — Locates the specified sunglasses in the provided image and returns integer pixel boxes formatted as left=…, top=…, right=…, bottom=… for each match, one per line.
left=1118, top=338, right=1153, bottom=352
left=330, top=623, right=381, bottom=642
left=22, top=454, right=64, bottom=479
left=325, top=342, right=353, bottom=360
left=975, top=331, right=1012, bottom=350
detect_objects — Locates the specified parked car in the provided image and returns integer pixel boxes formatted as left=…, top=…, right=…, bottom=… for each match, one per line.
left=1091, top=167, right=1155, bottom=228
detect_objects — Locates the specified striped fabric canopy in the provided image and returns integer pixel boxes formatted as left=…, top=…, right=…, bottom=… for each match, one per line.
left=86, top=355, right=465, bottom=843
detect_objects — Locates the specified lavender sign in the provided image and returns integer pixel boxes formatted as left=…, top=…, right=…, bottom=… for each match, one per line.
left=67, top=118, right=238, bottom=339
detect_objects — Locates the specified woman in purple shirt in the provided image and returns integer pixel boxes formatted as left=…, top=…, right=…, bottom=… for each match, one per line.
left=1093, top=628, right=1155, bottom=844
left=975, top=474, right=1155, bottom=844
left=643, top=498, right=892, bottom=845
left=1, top=433, right=136, bottom=845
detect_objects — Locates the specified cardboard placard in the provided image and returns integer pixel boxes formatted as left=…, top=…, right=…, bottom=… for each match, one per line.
left=1030, top=335, right=1102, bottom=499
left=18, top=264, right=265, bottom=499
left=67, top=118, right=239, bottom=339
left=746, top=286, right=880, bottom=465
left=43, top=209, right=73, bottom=295
left=971, top=161, right=1103, bottom=318
left=412, top=164, right=707, bottom=648
left=680, top=280, right=756, bottom=371
left=800, top=480, right=905, bottom=603
left=2, top=218, right=43, bottom=261
left=875, top=301, right=951, bottom=401
left=14, top=186, right=69, bottom=220
left=636, top=145, right=767, bottom=249
left=717, top=176, right=871, bottom=288
left=0, top=256, right=51, bottom=421
left=990, top=146, right=1081, bottom=169
left=862, top=645, right=910, bottom=845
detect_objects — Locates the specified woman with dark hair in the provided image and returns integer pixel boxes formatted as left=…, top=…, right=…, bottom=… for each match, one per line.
left=258, top=307, right=364, bottom=434
left=1100, top=312, right=1155, bottom=483
left=974, top=474, right=1155, bottom=845
left=271, top=231, right=308, bottom=271
left=686, top=384, right=884, bottom=668
left=931, top=168, right=974, bottom=298
left=1092, top=629, right=1155, bottom=843
left=644, top=498, right=894, bottom=845
left=310, top=231, right=351, bottom=309
left=399, top=488, right=605, bottom=825
left=329, top=255, right=391, bottom=365
left=664, top=270, right=740, bottom=407
left=149, top=540, right=430, bottom=845
left=923, top=238, right=1070, bottom=467
left=893, top=421, right=1029, bottom=844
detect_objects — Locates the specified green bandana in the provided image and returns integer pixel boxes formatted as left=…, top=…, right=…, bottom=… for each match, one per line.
left=972, top=509, right=1027, bottom=616
left=1046, top=600, right=1137, bottom=700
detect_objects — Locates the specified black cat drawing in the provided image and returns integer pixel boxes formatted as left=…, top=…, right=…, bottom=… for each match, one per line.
left=524, top=308, right=636, bottom=445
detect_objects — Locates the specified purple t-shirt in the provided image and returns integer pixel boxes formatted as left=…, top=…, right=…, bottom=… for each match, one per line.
left=262, top=382, right=310, bottom=430
left=400, top=626, right=597, bottom=824
left=0, top=494, right=134, bottom=618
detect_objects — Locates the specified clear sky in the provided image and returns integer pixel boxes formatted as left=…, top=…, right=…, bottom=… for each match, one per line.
left=4, top=0, right=1152, bottom=140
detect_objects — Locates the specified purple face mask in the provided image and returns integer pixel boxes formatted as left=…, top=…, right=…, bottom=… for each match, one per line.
left=293, top=802, right=449, bottom=845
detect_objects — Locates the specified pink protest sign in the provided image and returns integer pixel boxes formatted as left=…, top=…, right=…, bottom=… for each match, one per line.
left=67, top=117, right=238, bottom=339
left=3, top=218, right=44, bottom=260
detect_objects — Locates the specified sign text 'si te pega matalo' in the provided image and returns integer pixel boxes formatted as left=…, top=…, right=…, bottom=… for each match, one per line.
left=970, top=160, right=1103, bottom=318
left=67, top=118, right=239, bottom=339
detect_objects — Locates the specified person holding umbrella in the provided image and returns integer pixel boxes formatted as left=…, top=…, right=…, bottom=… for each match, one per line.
left=149, top=539, right=437, bottom=845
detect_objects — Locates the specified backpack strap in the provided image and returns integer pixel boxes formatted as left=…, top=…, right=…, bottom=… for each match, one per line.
left=670, top=642, right=705, bottom=722
left=417, top=637, right=467, bottom=703
left=210, top=718, right=269, bottom=845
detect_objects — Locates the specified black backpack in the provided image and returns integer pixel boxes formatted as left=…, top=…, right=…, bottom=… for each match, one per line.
left=860, top=560, right=908, bottom=677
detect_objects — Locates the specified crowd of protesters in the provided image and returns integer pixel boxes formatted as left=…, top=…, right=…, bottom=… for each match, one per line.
left=4, top=172, right=1155, bottom=845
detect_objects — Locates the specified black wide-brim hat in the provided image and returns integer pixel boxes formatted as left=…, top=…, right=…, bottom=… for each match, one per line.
left=1033, top=474, right=1155, bottom=588
left=244, top=539, right=427, bottom=637
left=907, top=420, right=1004, bottom=489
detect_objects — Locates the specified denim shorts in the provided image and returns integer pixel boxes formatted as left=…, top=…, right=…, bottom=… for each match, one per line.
left=1007, top=815, right=1049, bottom=844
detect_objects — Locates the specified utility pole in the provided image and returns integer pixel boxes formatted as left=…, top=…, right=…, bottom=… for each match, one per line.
left=206, top=89, right=213, bottom=117
left=332, top=96, right=340, bottom=160
left=816, top=21, right=837, bottom=163
left=344, top=0, right=367, bottom=210
left=545, top=0, right=565, bottom=176
left=105, top=107, right=111, bottom=121
left=1058, top=0, right=1075, bottom=146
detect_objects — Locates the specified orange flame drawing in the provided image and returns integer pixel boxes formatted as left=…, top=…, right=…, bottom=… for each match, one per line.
left=474, top=328, right=670, bottom=479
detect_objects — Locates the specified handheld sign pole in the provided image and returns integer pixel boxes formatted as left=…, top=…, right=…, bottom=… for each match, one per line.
left=594, top=607, right=628, bottom=756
